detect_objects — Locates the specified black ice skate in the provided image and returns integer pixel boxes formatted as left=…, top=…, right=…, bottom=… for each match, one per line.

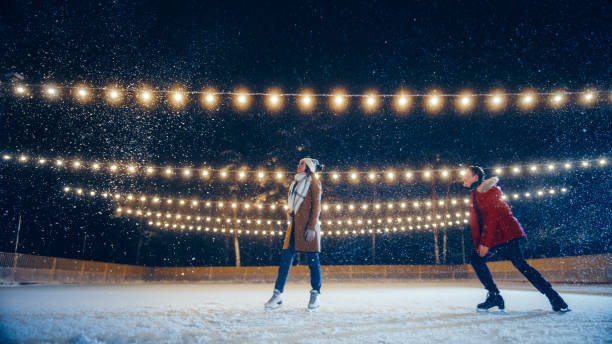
left=477, top=292, right=505, bottom=311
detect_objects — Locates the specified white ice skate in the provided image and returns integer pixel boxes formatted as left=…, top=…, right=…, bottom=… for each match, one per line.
left=264, top=289, right=283, bottom=310
left=307, top=289, right=320, bottom=311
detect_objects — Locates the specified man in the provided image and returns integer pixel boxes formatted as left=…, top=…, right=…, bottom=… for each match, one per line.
left=265, top=158, right=323, bottom=311
left=462, top=166, right=569, bottom=312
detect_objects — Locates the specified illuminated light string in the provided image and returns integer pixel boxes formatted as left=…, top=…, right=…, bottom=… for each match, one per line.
left=115, top=207, right=472, bottom=226
left=2, top=153, right=608, bottom=184
left=130, top=218, right=471, bottom=235
left=116, top=209, right=473, bottom=235
left=132, top=221, right=469, bottom=235
left=63, top=185, right=471, bottom=212
left=8, top=82, right=611, bottom=113
left=62, top=185, right=568, bottom=215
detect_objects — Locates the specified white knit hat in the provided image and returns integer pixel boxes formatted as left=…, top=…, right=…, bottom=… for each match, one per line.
left=300, top=158, right=320, bottom=173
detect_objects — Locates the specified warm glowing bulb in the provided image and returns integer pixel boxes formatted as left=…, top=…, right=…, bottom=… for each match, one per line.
left=232, top=88, right=251, bottom=111
left=138, top=87, right=155, bottom=106
left=265, top=88, right=284, bottom=112
left=580, top=89, right=597, bottom=106
left=456, top=91, right=475, bottom=113
left=15, top=85, right=26, bottom=94
left=168, top=87, right=187, bottom=108
left=106, top=87, right=122, bottom=103
left=519, top=90, right=537, bottom=110
left=74, top=85, right=90, bottom=102
left=330, top=89, right=349, bottom=113
left=362, top=91, right=379, bottom=113
left=44, top=85, right=59, bottom=98
left=549, top=91, right=567, bottom=108
left=394, top=90, right=412, bottom=113
left=425, top=91, right=444, bottom=113
left=487, top=90, right=506, bottom=112
left=200, top=87, right=219, bottom=110
left=296, top=89, right=316, bottom=113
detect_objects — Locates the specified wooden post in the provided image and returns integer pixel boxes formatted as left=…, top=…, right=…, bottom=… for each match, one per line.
left=10, top=215, right=22, bottom=280
left=80, top=260, right=86, bottom=282
left=443, top=181, right=451, bottom=264
left=232, top=199, right=241, bottom=267
left=461, top=228, right=466, bottom=265
left=372, top=183, right=377, bottom=265
left=50, top=258, right=57, bottom=281
left=432, top=178, right=440, bottom=264
left=103, top=263, right=109, bottom=282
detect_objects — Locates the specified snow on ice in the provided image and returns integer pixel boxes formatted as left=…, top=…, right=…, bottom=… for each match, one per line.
left=0, top=281, right=610, bottom=343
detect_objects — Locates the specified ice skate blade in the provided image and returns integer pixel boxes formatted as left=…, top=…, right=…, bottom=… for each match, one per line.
left=265, top=301, right=283, bottom=310
left=477, top=307, right=505, bottom=313
left=555, top=308, right=571, bottom=313
left=307, top=306, right=319, bottom=312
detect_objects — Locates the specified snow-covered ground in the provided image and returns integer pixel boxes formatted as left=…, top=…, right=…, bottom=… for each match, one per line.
left=0, top=281, right=610, bottom=343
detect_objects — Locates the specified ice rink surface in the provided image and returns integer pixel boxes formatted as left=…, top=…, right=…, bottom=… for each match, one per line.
left=1, top=281, right=610, bottom=343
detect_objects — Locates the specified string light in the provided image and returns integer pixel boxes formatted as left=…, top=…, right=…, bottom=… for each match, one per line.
left=73, top=84, right=91, bottom=103
left=7, top=82, right=611, bottom=114
left=43, top=84, right=60, bottom=99
left=5, top=152, right=607, bottom=184
left=330, top=88, right=349, bottom=113
left=138, top=86, right=156, bottom=107
left=200, top=87, right=219, bottom=110
left=105, top=85, right=123, bottom=105
left=168, top=86, right=188, bottom=109
left=362, top=91, right=380, bottom=113
left=549, top=90, right=568, bottom=108
left=394, top=89, right=412, bottom=114
left=298, top=89, right=316, bottom=113
left=233, top=87, right=251, bottom=111
left=14, top=85, right=28, bottom=96
left=424, top=90, right=444, bottom=113
left=488, top=89, right=509, bottom=112
left=579, top=88, right=597, bottom=106
left=456, top=91, right=475, bottom=113
left=265, top=88, right=284, bottom=112
left=67, top=184, right=565, bottom=220
left=518, top=89, right=538, bottom=111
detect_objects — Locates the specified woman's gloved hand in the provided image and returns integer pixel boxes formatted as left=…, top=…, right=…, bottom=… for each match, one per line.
left=304, top=229, right=316, bottom=242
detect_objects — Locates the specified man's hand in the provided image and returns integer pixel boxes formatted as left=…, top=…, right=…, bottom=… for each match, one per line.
left=304, top=229, right=316, bottom=242
left=478, top=245, right=489, bottom=257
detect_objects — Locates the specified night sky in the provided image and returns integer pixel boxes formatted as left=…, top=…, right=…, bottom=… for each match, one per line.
left=0, top=0, right=610, bottom=267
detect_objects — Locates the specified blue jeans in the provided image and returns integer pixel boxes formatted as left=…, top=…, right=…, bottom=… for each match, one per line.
left=274, top=222, right=322, bottom=293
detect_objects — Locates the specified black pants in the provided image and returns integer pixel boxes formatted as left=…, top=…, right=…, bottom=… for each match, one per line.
left=470, top=239, right=553, bottom=296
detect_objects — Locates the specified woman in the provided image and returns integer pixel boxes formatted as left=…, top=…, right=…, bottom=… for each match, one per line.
left=265, top=158, right=323, bottom=311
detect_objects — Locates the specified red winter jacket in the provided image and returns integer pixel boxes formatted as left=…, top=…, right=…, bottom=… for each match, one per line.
left=469, top=177, right=526, bottom=249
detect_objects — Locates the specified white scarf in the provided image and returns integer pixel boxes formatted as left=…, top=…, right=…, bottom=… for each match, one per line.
left=288, top=173, right=312, bottom=213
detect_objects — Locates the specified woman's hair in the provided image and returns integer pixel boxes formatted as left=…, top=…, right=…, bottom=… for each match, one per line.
left=467, top=166, right=485, bottom=182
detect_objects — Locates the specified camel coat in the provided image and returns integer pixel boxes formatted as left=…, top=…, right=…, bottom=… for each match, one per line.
left=282, top=178, right=322, bottom=252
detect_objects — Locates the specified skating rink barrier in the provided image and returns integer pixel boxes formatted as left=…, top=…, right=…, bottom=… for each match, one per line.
left=0, top=252, right=610, bottom=284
